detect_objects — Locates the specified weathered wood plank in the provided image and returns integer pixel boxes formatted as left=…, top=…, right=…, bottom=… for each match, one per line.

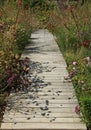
left=3, top=117, right=82, bottom=123
left=1, top=123, right=87, bottom=130
left=3, top=112, right=79, bottom=117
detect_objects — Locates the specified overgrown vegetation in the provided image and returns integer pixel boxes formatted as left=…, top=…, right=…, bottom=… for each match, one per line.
left=0, top=0, right=56, bottom=126
left=0, top=0, right=33, bottom=123
left=0, top=1, right=32, bottom=94
left=1, top=0, right=91, bottom=129
left=53, top=1, right=91, bottom=129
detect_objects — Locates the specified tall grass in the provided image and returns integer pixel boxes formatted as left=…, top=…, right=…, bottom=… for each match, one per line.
left=53, top=1, right=91, bottom=128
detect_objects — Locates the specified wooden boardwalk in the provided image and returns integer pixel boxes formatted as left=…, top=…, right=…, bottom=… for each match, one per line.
left=1, top=30, right=86, bottom=130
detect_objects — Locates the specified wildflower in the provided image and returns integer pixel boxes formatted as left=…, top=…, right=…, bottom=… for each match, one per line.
left=68, top=70, right=76, bottom=78
left=7, top=74, right=15, bottom=85
left=73, top=67, right=76, bottom=70
left=64, top=69, right=76, bottom=80
left=86, top=56, right=91, bottom=65
left=79, top=41, right=90, bottom=48
left=86, top=57, right=90, bottom=61
left=72, top=61, right=77, bottom=65
left=75, top=105, right=80, bottom=114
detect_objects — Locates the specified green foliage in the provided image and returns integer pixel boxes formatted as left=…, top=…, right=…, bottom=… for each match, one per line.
left=15, top=27, right=31, bottom=50
left=54, top=27, right=78, bottom=54
left=0, top=0, right=4, bottom=6
left=80, top=96, right=91, bottom=125
left=54, top=27, right=67, bottom=52
left=65, top=57, right=91, bottom=126
left=29, top=0, right=56, bottom=29
left=22, top=0, right=31, bottom=9
left=78, top=46, right=90, bottom=58
left=30, top=0, right=55, bottom=11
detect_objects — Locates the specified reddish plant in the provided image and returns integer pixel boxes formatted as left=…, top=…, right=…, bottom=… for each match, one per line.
left=17, top=0, right=22, bottom=7
left=79, top=40, right=90, bottom=48
left=75, top=105, right=80, bottom=114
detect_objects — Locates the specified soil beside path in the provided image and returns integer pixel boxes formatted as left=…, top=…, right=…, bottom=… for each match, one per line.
left=1, top=29, right=86, bottom=130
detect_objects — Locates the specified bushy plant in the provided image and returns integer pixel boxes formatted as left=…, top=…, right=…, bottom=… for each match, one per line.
left=0, top=54, right=30, bottom=93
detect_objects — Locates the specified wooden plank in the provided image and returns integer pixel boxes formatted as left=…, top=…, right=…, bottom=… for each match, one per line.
left=36, top=92, right=75, bottom=96
left=13, top=99, right=78, bottom=104
left=15, top=103, right=77, bottom=108
left=34, top=95, right=76, bottom=100
left=4, top=107, right=76, bottom=113
left=1, top=123, right=87, bottom=130
left=38, top=88, right=74, bottom=92
left=3, top=117, right=82, bottom=123
left=3, top=113, right=79, bottom=119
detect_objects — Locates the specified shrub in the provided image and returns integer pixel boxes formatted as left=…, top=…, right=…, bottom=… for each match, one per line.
left=0, top=54, right=30, bottom=93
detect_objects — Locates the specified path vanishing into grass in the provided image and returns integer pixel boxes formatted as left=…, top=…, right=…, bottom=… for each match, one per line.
left=1, top=29, right=86, bottom=130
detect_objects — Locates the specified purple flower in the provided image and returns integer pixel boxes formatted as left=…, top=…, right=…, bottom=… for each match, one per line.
left=75, top=105, right=80, bottom=114
left=68, top=70, right=76, bottom=78
left=7, top=74, right=15, bottom=85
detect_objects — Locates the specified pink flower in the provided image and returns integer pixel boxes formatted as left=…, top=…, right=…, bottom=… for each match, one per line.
left=72, top=61, right=77, bottom=65
left=64, top=76, right=70, bottom=80
left=75, top=105, right=80, bottom=114
left=7, top=74, right=15, bottom=85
